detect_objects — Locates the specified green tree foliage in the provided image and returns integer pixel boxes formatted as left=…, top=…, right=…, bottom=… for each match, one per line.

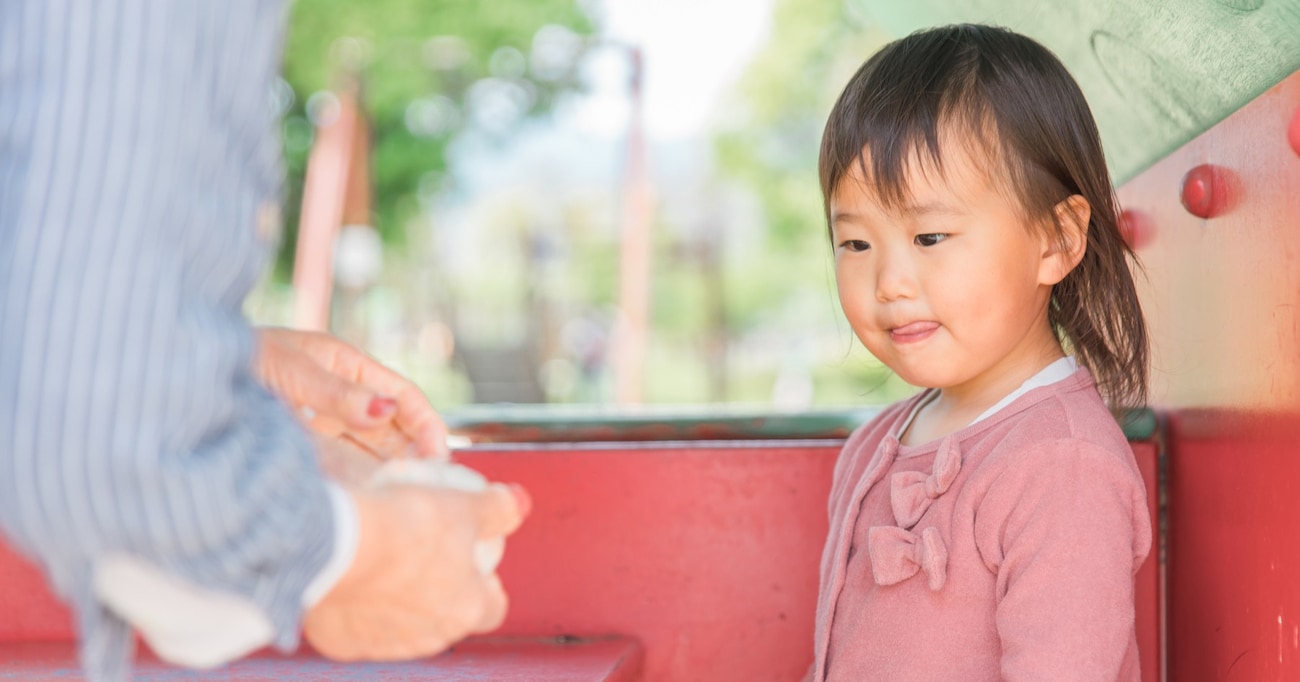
left=714, top=0, right=889, bottom=247
left=710, top=0, right=912, bottom=404
left=709, top=0, right=886, bottom=338
left=274, top=0, right=594, bottom=278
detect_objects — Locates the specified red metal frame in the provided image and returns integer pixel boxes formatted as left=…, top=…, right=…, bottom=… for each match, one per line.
left=1117, top=69, right=1300, bottom=680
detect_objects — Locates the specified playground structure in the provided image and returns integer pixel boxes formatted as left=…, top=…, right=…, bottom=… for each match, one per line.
left=0, top=6, right=1298, bottom=678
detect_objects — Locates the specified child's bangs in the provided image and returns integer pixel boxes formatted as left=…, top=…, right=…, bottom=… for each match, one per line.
left=819, top=30, right=1011, bottom=219
left=856, top=104, right=1005, bottom=212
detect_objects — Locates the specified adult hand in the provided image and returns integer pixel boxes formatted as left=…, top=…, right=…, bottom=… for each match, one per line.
left=255, top=327, right=448, bottom=459
left=311, top=432, right=385, bottom=488
left=303, top=483, right=531, bottom=661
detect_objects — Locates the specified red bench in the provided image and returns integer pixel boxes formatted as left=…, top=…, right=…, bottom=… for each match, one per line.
left=0, top=638, right=643, bottom=681
left=0, top=423, right=1161, bottom=680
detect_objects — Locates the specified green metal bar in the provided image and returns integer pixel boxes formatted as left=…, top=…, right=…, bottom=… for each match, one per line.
left=445, top=406, right=1158, bottom=444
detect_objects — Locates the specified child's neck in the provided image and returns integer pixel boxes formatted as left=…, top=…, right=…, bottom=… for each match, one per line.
left=901, top=345, right=1067, bottom=446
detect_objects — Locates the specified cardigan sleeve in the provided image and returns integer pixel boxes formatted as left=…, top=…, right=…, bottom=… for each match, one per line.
left=974, top=439, right=1152, bottom=681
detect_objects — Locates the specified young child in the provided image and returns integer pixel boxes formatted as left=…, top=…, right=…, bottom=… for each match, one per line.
left=811, top=25, right=1151, bottom=681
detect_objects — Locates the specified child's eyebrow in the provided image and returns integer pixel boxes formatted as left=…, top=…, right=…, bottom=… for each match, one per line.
left=901, top=202, right=963, bottom=216
left=829, top=209, right=864, bottom=224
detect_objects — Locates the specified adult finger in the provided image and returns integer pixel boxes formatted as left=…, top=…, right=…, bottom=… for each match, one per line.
left=340, top=425, right=414, bottom=461
left=313, top=433, right=383, bottom=486
left=296, top=366, right=396, bottom=433
left=318, top=395, right=439, bottom=460
left=475, top=484, right=532, bottom=539
left=358, top=614, right=452, bottom=662
left=351, top=362, right=448, bottom=459
left=471, top=573, right=508, bottom=634
left=392, top=386, right=450, bottom=459
left=314, top=342, right=449, bottom=459
left=261, top=339, right=391, bottom=432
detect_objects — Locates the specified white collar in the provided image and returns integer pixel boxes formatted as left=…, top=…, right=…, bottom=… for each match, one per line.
left=972, top=356, right=1078, bottom=424
left=897, top=356, right=1079, bottom=438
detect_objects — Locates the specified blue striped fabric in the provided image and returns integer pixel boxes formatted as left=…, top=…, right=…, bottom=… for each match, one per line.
left=0, top=1, right=334, bottom=680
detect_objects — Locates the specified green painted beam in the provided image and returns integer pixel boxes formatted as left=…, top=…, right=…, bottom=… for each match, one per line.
left=855, top=0, right=1300, bottom=183
left=445, top=406, right=1158, bottom=443
left=445, top=407, right=878, bottom=443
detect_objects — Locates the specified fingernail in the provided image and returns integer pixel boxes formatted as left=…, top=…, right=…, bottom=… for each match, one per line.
left=507, top=484, right=532, bottom=518
left=367, top=397, right=396, bottom=418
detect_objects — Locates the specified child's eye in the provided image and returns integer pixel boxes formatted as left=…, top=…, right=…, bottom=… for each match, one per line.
left=915, top=233, right=949, bottom=247
left=839, top=239, right=871, bottom=252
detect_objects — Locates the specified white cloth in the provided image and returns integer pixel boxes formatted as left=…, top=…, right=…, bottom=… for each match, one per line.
left=94, top=482, right=358, bottom=669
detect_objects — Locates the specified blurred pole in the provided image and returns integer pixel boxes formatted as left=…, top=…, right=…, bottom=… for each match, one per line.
left=342, top=104, right=373, bottom=233
left=336, top=94, right=375, bottom=346
left=613, top=47, right=652, bottom=405
left=292, top=76, right=363, bottom=331
left=703, top=219, right=727, bottom=402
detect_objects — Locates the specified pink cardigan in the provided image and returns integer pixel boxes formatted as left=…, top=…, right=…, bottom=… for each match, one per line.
left=812, top=369, right=1151, bottom=681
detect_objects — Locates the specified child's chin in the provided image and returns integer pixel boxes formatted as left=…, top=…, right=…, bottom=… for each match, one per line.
left=890, top=368, right=958, bottom=391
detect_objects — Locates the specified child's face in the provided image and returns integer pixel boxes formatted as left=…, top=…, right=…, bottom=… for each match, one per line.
left=830, top=144, right=1065, bottom=397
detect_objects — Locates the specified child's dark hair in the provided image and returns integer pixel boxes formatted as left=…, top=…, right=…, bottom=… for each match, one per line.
left=819, top=24, right=1148, bottom=408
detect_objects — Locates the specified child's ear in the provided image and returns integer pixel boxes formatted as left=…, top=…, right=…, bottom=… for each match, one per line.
left=1039, top=194, right=1090, bottom=286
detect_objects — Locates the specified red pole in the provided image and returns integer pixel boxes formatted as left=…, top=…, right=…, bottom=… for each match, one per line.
left=613, top=47, right=652, bottom=405
left=291, top=78, right=361, bottom=331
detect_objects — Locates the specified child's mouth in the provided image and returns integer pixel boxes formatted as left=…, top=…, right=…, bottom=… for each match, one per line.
left=889, top=321, right=940, bottom=344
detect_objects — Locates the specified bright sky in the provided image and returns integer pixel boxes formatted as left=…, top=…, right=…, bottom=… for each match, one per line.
left=448, top=0, right=774, bottom=199
left=567, top=0, right=776, bottom=139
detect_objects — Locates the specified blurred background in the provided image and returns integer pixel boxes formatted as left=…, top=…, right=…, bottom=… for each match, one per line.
left=247, top=0, right=906, bottom=410
left=245, top=0, right=1300, bottom=411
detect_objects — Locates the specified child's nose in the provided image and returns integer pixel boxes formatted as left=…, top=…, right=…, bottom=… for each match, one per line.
left=875, top=254, right=918, bottom=302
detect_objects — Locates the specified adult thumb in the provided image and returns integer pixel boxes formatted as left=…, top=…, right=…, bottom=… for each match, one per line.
left=476, top=483, right=532, bottom=539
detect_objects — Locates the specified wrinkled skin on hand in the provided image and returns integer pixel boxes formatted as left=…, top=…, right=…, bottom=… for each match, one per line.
left=303, top=484, right=529, bottom=661
left=255, top=327, right=449, bottom=460
left=256, top=328, right=535, bottom=660
left=311, top=432, right=384, bottom=487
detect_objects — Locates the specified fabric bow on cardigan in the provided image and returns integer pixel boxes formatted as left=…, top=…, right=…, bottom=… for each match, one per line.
left=889, top=437, right=962, bottom=529
left=867, top=525, right=949, bottom=591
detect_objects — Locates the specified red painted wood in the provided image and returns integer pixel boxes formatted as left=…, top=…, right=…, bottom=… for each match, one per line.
left=0, top=442, right=840, bottom=681
left=1118, top=69, right=1300, bottom=680
left=0, top=540, right=74, bottom=641
left=462, top=439, right=1164, bottom=681
left=0, top=437, right=1162, bottom=680
left=461, top=442, right=840, bottom=682
left=0, top=637, right=643, bottom=681
left=1132, top=441, right=1161, bottom=682
left=1162, top=412, right=1300, bottom=680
